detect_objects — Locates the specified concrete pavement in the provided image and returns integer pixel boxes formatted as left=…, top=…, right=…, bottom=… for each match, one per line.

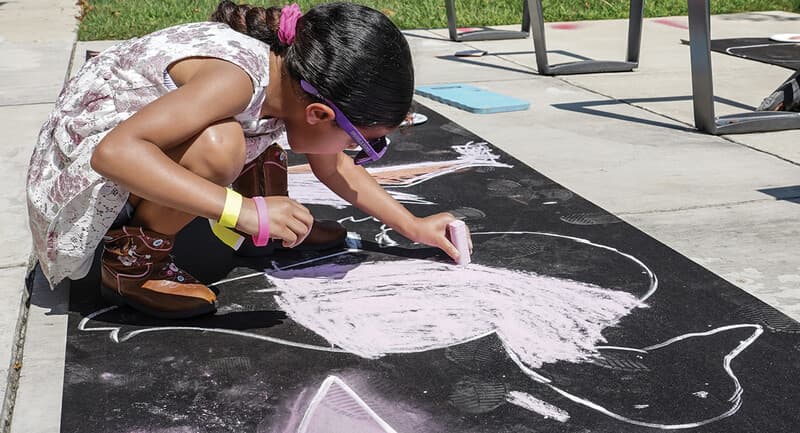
left=2, top=5, right=800, bottom=432
left=413, top=13, right=800, bottom=322
left=0, top=0, right=78, bottom=430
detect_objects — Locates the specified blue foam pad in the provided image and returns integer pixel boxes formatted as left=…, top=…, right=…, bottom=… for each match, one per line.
left=415, top=84, right=530, bottom=114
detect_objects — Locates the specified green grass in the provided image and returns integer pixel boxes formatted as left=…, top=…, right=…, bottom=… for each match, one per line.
left=78, top=0, right=800, bottom=41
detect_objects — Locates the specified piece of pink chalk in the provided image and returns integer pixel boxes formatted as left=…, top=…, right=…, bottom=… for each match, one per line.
left=448, top=220, right=471, bottom=266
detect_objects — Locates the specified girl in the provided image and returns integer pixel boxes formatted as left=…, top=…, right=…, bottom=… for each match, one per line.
left=27, top=1, right=464, bottom=319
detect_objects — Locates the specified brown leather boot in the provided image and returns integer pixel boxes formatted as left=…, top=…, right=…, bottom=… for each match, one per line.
left=232, top=143, right=347, bottom=254
left=233, top=143, right=288, bottom=198
left=101, top=226, right=217, bottom=319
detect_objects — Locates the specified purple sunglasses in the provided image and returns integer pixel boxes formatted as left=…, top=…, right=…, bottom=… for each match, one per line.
left=300, top=79, right=388, bottom=165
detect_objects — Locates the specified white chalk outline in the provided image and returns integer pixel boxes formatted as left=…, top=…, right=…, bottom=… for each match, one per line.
left=77, top=232, right=765, bottom=430
left=507, top=324, right=764, bottom=430
left=78, top=306, right=349, bottom=353
left=337, top=216, right=400, bottom=247
left=373, top=141, right=512, bottom=188
left=286, top=141, right=512, bottom=209
left=725, top=42, right=800, bottom=64
left=474, top=231, right=658, bottom=302
left=297, top=375, right=398, bottom=433
left=506, top=391, right=571, bottom=423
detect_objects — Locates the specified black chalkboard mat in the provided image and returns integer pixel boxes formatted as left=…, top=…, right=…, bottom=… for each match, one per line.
left=61, top=103, right=800, bottom=433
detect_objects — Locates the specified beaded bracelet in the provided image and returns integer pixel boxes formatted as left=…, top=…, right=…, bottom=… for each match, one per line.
left=251, top=196, right=270, bottom=247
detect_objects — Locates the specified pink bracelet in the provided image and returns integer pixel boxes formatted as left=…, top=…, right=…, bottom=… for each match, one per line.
left=251, top=197, right=270, bottom=247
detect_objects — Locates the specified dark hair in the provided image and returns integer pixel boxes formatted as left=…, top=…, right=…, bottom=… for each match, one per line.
left=211, top=1, right=414, bottom=128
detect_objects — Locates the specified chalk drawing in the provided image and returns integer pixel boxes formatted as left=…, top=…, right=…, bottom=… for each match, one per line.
left=269, top=369, right=442, bottom=433
left=77, top=232, right=764, bottom=429
left=550, top=324, right=764, bottom=429
left=506, top=391, right=570, bottom=422
left=287, top=141, right=511, bottom=208
left=78, top=305, right=349, bottom=352
left=297, top=376, right=398, bottom=433
left=269, top=258, right=642, bottom=367
left=337, top=217, right=400, bottom=248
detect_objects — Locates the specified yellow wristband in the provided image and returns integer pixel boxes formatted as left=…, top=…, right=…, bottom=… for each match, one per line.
left=210, top=221, right=245, bottom=250
left=219, top=188, right=243, bottom=228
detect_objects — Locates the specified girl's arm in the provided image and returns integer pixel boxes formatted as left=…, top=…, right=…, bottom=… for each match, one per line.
left=307, top=152, right=462, bottom=261
left=90, top=58, right=311, bottom=240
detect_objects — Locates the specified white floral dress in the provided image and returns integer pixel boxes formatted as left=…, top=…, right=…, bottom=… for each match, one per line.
left=27, top=22, right=286, bottom=286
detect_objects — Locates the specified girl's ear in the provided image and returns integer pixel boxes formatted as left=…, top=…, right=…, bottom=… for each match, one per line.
left=305, top=103, right=335, bottom=125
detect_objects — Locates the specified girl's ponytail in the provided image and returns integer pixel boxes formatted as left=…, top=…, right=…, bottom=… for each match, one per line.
left=210, top=0, right=291, bottom=55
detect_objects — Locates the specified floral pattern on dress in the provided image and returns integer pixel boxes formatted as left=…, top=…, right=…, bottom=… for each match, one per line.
left=27, top=22, right=285, bottom=286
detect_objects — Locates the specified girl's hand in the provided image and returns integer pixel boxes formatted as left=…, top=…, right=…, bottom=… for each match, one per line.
left=410, top=213, right=473, bottom=263
left=238, top=196, right=313, bottom=248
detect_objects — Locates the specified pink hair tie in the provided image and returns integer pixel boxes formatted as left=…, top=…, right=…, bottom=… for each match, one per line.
left=278, top=3, right=302, bottom=45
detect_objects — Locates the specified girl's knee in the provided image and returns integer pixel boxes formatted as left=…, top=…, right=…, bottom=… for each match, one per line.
left=180, top=119, right=246, bottom=185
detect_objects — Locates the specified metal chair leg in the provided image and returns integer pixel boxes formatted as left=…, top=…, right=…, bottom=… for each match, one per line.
left=687, top=0, right=800, bottom=134
left=528, top=0, right=644, bottom=75
left=445, top=0, right=530, bottom=42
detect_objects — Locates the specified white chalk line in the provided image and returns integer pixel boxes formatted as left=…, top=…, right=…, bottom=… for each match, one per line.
left=297, top=375, right=398, bottom=433
left=540, top=324, right=764, bottom=429
left=77, top=231, right=764, bottom=429
left=726, top=43, right=800, bottom=63
left=288, top=141, right=511, bottom=209
left=337, top=217, right=399, bottom=247
left=506, top=391, right=570, bottom=422
left=594, top=346, right=648, bottom=353
left=473, top=231, right=658, bottom=302
left=209, top=249, right=360, bottom=289
left=77, top=306, right=348, bottom=353
left=359, top=141, right=512, bottom=189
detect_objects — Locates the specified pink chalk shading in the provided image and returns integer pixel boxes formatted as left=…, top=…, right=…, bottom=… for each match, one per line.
left=269, top=259, right=643, bottom=369
left=653, top=18, right=688, bottom=30
left=550, top=23, right=582, bottom=30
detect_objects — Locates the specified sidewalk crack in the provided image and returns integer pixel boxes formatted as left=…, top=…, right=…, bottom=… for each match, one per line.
left=1, top=276, right=31, bottom=433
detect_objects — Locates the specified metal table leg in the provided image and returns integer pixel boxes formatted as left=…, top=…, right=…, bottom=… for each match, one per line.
left=528, top=0, right=644, bottom=75
left=687, top=0, right=800, bottom=134
left=446, top=0, right=530, bottom=42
